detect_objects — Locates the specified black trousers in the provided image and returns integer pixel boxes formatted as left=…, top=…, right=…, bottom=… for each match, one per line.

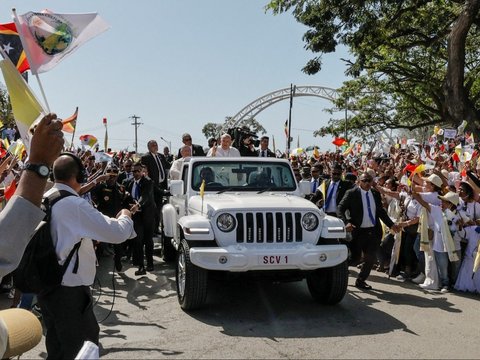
left=350, top=227, right=381, bottom=281
left=133, top=215, right=155, bottom=268
left=38, top=285, right=99, bottom=360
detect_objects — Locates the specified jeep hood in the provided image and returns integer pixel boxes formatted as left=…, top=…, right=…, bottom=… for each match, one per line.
left=189, top=193, right=319, bottom=214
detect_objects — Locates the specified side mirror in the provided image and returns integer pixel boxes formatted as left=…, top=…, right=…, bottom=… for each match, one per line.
left=298, top=180, right=312, bottom=196
left=170, top=180, right=184, bottom=196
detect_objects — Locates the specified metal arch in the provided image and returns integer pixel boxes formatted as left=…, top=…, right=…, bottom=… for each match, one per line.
left=221, top=86, right=339, bottom=132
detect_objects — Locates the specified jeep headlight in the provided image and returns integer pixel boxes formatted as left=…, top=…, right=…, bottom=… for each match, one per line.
left=217, top=213, right=236, bottom=232
left=302, top=212, right=318, bottom=231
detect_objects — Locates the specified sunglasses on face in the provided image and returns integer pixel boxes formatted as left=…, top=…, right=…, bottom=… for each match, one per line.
left=332, top=172, right=341, bottom=176
left=361, top=179, right=373, bottom=183
left=132, top=169, right=142, bottom=173
left=184, top=138, right=192, bottom=141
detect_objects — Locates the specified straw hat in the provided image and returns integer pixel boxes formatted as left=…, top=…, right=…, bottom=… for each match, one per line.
left=438, top=191, right=460, bottom=206
left=0, top=309, right=42, bottom=358
left=424, top=174, right=443, bottom=188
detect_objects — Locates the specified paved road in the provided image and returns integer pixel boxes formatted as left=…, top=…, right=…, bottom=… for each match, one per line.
left=10, top=251, right=480, bottom=359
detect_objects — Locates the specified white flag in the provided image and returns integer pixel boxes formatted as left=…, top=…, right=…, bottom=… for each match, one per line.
left=14, top=9, right=109, bottom=74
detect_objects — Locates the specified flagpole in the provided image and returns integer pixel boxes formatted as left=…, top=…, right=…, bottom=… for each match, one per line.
left=12, top=8, right=51, bottom=112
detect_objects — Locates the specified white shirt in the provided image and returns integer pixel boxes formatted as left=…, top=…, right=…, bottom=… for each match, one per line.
left=207, top=146, right=241, bottom=157
left=169, top=157, right=187, bottom=180
left=399, top=192, right=421, bottom=220
left=46, top=183, right=136, bottom=287
left=419, top=192, right=442, bottom=228
left=324, top=181, right=338, bottom=213
left=360, top=188, right=376, bottom=228
left=430, top=205, right=461, bottom=252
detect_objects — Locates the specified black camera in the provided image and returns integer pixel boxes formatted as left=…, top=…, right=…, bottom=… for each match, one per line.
left=227, top=126, right=259, bottom=149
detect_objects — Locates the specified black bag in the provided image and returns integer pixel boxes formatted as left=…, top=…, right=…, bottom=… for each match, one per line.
left=13, top=190, right=80, bottom=294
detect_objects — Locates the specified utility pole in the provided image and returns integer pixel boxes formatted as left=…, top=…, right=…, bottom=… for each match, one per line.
left=287, top=83, right=296, bottom=154
left=130, top=115, right=142, bottom=154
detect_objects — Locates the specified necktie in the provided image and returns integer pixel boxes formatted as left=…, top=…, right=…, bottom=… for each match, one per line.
left=153, top=154, right=165, bottom=182
left=324, top=182, right=336, bottom=210
left=366, top=191, right=376, bottom=225
left=262, top=150, right=265, bottom=157
left=133, top=181, right=140, bottom=200
left=312, top=179, right=318, bottom=192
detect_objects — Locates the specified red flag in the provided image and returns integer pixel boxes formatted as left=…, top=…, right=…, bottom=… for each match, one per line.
left=0, top=22, right=30, bottom=73
left=62, top=107, right=78, bottom=133
left=4, top=179, right=16, bottom=200
left=403, top=163, right=417, bottom=174
left=452, top=153, right=460, bottom=162
left=332, top=137, right=347, bottom=147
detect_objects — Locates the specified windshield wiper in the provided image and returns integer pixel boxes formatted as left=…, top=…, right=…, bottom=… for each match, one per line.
left=257, top=188, right=274, bottom=194
left=216, top=187, right=235, bottom=194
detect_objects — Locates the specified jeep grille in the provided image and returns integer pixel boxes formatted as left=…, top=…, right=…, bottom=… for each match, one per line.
left=234, top=212, right=303, bottom=243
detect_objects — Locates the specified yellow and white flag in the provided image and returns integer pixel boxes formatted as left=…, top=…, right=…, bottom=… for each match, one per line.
left=199, top=179, right=205, bottom=199
left=0, top=58, right=45, bottom=151
left=14, top=9, right=110, bottom=74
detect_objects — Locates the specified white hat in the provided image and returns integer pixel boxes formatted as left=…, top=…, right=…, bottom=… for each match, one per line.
left=0, top=309, right=42, bottom=358
left=424, top=174, right=443, bottom=188
left=438, top=191, right=460, bottom=206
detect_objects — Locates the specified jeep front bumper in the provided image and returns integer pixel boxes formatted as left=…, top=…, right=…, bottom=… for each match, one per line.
left=189, top=243, right=348, bottom=271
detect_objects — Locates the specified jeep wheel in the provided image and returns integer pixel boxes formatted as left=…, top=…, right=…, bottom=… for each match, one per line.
left=161, top=232, right=176, bottom=262
left=306, top=260, right=348, bottom=305
left=176, top=239, right=208, bottom=310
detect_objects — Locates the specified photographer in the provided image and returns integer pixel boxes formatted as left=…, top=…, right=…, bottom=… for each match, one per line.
left=37, top=154, right=136, bottom=359
left=239, top=134, right=258, bottom=157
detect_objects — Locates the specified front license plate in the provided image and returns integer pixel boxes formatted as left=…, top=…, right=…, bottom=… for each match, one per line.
left=259, top=255, right=289, bottom=265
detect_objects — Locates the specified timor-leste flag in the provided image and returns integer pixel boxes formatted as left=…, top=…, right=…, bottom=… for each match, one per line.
left=0, top=22, right=30, bottom=73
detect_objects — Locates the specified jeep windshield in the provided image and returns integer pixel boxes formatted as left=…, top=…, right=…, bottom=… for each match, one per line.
left=191, top=160, right=297, bottom=192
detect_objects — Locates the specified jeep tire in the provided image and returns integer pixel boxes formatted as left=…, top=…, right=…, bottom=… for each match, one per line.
left=161, top=232, right=176, bottom=262
left=176, top=239, right=208, bottom=310
left=306, top=260, right=348, bottom=305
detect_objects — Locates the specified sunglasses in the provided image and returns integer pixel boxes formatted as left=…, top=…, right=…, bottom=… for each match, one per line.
left=332, top=172, right=342, bottom=176
left=184, top=138, right=192, bottom=141
left=132, top=169, right=142, bottom=173
left=361, top=179, right=373, bottom=183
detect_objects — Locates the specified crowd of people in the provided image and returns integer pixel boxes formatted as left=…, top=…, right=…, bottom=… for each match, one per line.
left=1, top=122, right=480, bottom=358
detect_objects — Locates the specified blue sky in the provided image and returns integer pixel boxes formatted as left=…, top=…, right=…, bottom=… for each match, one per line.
left=0, top=1, right=350, bottom=154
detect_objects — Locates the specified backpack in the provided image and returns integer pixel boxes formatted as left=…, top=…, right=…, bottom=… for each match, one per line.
left=13, top=190, right=81, bottom=294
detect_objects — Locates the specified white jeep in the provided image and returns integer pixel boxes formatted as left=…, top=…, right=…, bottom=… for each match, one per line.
left=161, top=157, right=348, bottom=310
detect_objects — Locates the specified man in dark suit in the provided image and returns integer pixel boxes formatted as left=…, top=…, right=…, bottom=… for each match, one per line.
left=311, top=163, right=352, bottom=216
left=256, top=136, right=276, bottom=157
left=177, top=133, right=205, bottom=158
left=141, top=140, right=168, bottom=234
left=91, top=164, right=128, bottom=271
left=117, top=159, right=133, bottom=186
left=337, top=172, right=400, bottom=290
left=124, top=162, right=157, bottom=275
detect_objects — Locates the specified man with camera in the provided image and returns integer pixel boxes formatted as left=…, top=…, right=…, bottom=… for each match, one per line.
left=239, top=133, right=258, bottom=157
left=37, top=153, right=136, bottom=359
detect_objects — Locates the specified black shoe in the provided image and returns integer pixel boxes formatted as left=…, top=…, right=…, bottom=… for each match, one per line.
left=146, top=265, right=154, bottom=272
left=114, top=256, right=123, bottom=272
left=135, top=268, right=146, bottom=276
left=355, top=279, right=373, bottom=290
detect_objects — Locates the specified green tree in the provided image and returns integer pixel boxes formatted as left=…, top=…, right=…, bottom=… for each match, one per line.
left=0, top=86, right=14, bottom=127
left=267, top=0, right=480, bottom=138
left=202, top=117, right=267, bottom=139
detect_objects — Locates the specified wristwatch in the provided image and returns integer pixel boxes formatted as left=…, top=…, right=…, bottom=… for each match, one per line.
left=25, top=163, right=50, bottom=178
